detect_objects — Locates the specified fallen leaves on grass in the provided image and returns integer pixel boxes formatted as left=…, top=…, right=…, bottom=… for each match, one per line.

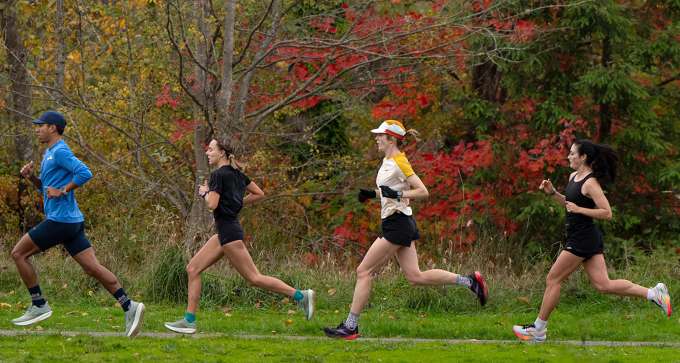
left=517, top=296, right=531, bottom=305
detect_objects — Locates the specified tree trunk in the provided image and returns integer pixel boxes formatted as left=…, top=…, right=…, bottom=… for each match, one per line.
left=3, top=1, right=32, bottom=160
left=216, top=0, right=236, bottom=143
left=3, top=0, right=34, bottom=232
left=183, top=0, right=212, bottom=253
left=55, top=0, right=66, bottom=102
left=472, top=60, right=505, bottom=104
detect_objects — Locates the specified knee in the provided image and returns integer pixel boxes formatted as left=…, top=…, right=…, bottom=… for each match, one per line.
left=356, top=266, right=372, bottom=281
left=186, top=263, right=200, bottom=278
left=10, top=248, right=23, bottom=262
left=545, top=274, right=562, bottom=288
left=81, top=264, right=99, bottom=277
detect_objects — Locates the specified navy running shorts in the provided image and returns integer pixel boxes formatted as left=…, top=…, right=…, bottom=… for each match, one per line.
left=381, top=212, right=420, bottom=247
left=216, top=219, right=244, bottom=245
left=28, top=219, right=92, bottom=256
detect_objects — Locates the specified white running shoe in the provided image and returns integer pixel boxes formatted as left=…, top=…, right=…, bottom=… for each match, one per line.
left=297, top=289, right=315, bottom=320
left=651, top=282, right=672, bottom=317
left=11, top=303, right=52, bottom=326
left=512, top=323, right=546, bottom=343
left=124, top=301, right=145, bottom=337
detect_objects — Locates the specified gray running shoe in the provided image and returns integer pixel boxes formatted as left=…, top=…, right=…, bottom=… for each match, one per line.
left=124, top=301, right=145, bottom=337
left=164, top=318, right=197, bottom=334
left=11, top=303, right=52, bottom=326
left=651, top=282, right=672, bottom=317
left=297, top=289, right=315, bottom=320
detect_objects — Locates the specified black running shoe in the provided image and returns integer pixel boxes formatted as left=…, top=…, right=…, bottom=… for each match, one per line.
left=468, top=271, right=488, bottom=306
left=323, top=322, right=360, bottom=340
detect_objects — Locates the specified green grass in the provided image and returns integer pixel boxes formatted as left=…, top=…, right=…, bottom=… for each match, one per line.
left=0, top=294, right=679, bottom=342
left=1, top=335, right=679, bottom=362
left=0, top=246, right=678, bottom=361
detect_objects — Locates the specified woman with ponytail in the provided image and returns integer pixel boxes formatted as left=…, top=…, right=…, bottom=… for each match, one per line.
left=513, top=139, right=672, bottom=343
left=165, top=139, right=314, bottom=334
left=323, top=120, right=488, bottom=340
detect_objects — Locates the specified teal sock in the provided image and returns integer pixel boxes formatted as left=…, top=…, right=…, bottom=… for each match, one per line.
left=184, top=312, right=196, bottom=323
left=293, top=290, right=304, bottom=302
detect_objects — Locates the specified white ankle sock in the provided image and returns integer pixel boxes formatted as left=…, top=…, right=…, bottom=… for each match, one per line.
left=647, top=287, right=655, bottom=301
left=534, top=318, right=547, bottom=331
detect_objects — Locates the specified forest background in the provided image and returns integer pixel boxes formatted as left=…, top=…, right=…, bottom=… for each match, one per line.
left=0, top=0, right=678, bottom=307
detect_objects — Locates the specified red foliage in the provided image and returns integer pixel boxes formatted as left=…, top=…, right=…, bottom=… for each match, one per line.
left=333, top=211, right=370, bottom=249
left=371, top=78, right=432, bottom=119
left=155, top=84, right=180, bottom=109
left=170, top=118, right=199, bottom=142
left=309, top=17, right=337, bottom=34
left=334, top=113, right=591, bottom=250
left=632, top=175, right=656, bottom=194
left=512, top=20, right=536, bottom=43
left=293, top=95, right=323, bottom=109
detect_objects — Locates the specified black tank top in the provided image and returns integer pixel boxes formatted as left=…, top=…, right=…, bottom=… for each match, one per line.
left=564, top=173, right=595, bottom=230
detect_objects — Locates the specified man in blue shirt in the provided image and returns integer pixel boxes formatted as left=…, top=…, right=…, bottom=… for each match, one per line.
left=12, top=110, right=145, bottom=337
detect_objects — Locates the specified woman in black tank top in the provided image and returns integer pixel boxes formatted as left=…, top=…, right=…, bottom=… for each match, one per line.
left=563, top=173, right=603, bottom=257
left=512, top=140, right=672, bottom=343
left=164, top=139, right=315, bottom=334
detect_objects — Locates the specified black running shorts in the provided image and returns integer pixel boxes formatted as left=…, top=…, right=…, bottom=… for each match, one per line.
left=381, top=212, right=420, bottom=247
left=216, top=219, right=244, bottom=245
left=28, top=219, right=92, bottom=256
left=564, top=224, right=603, bottom=260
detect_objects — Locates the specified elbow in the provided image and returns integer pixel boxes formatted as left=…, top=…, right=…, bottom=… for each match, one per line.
left=421, top=187, right=429, bottom=199
left=76, top=172, right=93, bottom=186
left=252, top=191, right=265, bottom=202
left=206, top=201, right=218, bottom=210
left=605, top=211, right=613, bottom=221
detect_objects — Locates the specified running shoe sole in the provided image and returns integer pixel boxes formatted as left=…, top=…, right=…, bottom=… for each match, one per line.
left=305, top=290, right=315, bottom=320
left=12, top=310, right=52, bottom=326
left=164, top=323, right=197, bottom=334
left=657, top=283, right=672, bottom=317
left=323, top=330, right=360, bottom=340
left=126, top=303, right=145, bottom=337
left=512, top=326, right=545, bottom=343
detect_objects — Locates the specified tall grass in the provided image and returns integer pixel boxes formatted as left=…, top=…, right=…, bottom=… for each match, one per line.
left=1, top=213, right=678, bottom=315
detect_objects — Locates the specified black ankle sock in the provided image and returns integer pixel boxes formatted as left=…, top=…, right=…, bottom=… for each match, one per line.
left=112, top=288, right=131, bottom=312
left=28, top=285, right=46, bottom=307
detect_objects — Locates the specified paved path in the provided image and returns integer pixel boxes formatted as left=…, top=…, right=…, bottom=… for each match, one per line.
left=1, top=329, right=679, bottom=347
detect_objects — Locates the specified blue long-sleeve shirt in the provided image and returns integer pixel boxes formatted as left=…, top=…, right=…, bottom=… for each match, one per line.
left=39, top=139, right=92, bottom=223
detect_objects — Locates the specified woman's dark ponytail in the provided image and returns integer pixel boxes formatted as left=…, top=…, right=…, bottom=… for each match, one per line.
left=575, top=139, right=618, bottom=186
